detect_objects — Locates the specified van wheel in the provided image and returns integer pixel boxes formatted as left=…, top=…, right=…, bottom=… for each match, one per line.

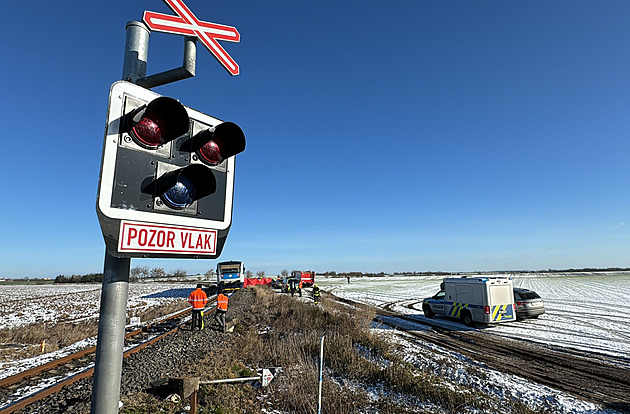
left=461, top=311, right=475, bottom=327
left=423, top=304, right=434, bottom=319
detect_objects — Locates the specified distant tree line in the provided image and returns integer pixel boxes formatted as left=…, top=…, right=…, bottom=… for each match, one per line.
left=53, top=267, right=207, bottom=283
left=2, top=277, right=55, bottom=284
left=54, top=273, right=103, bottom=283
left=50, top=266, right=630, bottom=284
left=320, top=271, right=452, bottom=278
left=321, top=271, right=389, bottom=278
left=129, top=266, right=211, bottom=281
left=532, top=267, right=630, bottom=273
left=319, top=268, right=630, bottom=278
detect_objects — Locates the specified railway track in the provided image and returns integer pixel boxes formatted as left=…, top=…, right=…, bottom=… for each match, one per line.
left=330, top=293, right=630, bottom=413
left=0, top=300, right=215, bottom=414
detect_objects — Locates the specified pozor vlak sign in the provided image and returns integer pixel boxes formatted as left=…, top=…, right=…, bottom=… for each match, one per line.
left=96, top=81, right=245, bottom=259
left=119, top=221, right=217, bottom=255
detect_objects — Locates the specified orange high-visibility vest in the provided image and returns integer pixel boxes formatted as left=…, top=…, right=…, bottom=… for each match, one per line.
left=217, top=293, right=228, bottom=311
left=188, top=288, right=208, bottom=310
left=298, top=281, right=303, bottom=289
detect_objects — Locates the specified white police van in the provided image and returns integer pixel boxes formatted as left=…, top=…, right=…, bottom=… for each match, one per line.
left=422, top=276, right=516, bottom=326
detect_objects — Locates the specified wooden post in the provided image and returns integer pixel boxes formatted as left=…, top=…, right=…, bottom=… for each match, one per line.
left=190, top=390, right=197, bottom=414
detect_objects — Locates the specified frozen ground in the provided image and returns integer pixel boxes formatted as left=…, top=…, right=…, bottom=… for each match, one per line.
left=0, top=282, right=193, bottom=330
left=319, top=272, right=630, bottom=360
left=0, top=282, right=193, bottom=381
left=375, top=324, right=617, bottom=414
left=1, top=277, right=627, bottom=413
left=319, top=272, right=630, bottom=414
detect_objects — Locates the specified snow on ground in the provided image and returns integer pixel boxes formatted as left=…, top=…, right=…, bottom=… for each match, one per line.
left=0, top=282, right=195, bottom=380
left=319, top=272, right=630, bottom=362
left=0, top=337, right=98, bottom=381
left=319, top=272, right=630, bottom=414
left=2, top=276, right=628, bottom=413
left=0, top=282, right=193, bottom=330
left=381, top=325, right=616, bottom=414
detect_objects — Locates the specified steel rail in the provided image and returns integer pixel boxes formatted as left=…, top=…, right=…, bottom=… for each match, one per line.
left=0, top=297, right=219, bottom=414
left=0, top=307, right=192, bottom=389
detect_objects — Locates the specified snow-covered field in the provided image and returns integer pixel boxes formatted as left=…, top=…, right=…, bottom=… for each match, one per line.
left=1, top=276, right=628, bottom=413
left=319, top=272, right=630, bottom=360
left=319, top=272, right=630, bottom=414
left=0, top=282, right=193, bottom=330
left=0, top=282, right=193, bottom=381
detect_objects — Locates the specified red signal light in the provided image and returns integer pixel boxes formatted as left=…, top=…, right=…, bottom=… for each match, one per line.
left=198, top=140, right=223, bottom=165
left=128, top=97, right=189, bottom=149
left=132, top=116, right=163, bottom=148
left=193, top=122, right=246, bottom=166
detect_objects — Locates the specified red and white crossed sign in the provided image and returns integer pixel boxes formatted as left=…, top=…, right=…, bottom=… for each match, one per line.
left=144, top=0, right=240, bottom=75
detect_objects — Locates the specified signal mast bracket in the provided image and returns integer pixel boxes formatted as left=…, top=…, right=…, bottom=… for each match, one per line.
left=136, top=35, right=197, bottom=89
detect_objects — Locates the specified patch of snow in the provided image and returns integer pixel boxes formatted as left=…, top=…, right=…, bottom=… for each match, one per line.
left=380, top=326, right=621, bottom=414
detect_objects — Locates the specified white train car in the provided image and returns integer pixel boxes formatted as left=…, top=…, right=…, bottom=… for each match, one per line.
left=217, top=261, right=245, bottom=289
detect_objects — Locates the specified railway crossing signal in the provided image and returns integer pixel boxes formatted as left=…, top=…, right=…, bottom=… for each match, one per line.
left=96, top=81, right=245, bottom=259
left=92, top=11, right=245, bottom=414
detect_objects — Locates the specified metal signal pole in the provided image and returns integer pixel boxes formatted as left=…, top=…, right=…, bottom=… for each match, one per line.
left=91, top=20, right=199, bottom=414
left=90, top=21, right=149, bottom=414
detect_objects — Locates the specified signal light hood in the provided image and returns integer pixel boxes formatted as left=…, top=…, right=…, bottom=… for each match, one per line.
left=126, top=97, right=190, bottom=148
left=181, top=122, right=246, bottom=165
left=142, top=164, right=218, bottom=208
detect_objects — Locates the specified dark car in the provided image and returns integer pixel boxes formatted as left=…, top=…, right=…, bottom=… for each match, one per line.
left=513, top=288, right=545, bottom=320
left=270, top=278, right=283, bottom=289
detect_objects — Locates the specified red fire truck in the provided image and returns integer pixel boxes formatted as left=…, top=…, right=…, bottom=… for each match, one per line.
left=291, top=270, right=315, bottom=287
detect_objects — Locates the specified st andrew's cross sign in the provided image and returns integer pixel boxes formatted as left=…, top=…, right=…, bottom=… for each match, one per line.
left=144, top=0, right=241, bottom=75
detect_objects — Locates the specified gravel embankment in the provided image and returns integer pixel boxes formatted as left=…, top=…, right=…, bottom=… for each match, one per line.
left=18, top=289, right=256, bottom=414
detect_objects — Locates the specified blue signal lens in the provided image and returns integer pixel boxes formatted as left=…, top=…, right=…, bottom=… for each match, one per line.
left=161, top=174, right=196, bottom=209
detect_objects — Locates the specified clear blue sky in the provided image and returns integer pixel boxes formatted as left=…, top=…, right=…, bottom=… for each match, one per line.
left=1, top=0, right=630, bottom=278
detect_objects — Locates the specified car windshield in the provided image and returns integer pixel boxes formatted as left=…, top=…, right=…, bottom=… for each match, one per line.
left=518, top=291, right=540, bottom=300
left=434, top=291, right=445, bottom=299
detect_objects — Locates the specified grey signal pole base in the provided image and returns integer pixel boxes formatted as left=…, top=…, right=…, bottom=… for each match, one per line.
left=90, top=253, right=130, bottom=414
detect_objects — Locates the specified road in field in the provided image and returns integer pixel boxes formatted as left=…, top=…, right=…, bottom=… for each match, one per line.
left=318, top=272, right=630, bottom=362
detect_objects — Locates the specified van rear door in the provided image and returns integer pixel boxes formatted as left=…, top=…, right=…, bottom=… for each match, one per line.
left=488, top=284, right=515, bottom=322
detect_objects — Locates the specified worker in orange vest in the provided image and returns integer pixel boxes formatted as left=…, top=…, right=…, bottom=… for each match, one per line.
left=215, top=290, right=229, bottom=332
left=298, top=280, right=303, bottom=297
left=188, top=284, right=208, bottom=331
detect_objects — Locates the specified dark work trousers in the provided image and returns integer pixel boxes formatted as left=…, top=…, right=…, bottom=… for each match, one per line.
left=215, top=309, right=227, bottom=332
left=191, top=309, right=204, bottom=330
